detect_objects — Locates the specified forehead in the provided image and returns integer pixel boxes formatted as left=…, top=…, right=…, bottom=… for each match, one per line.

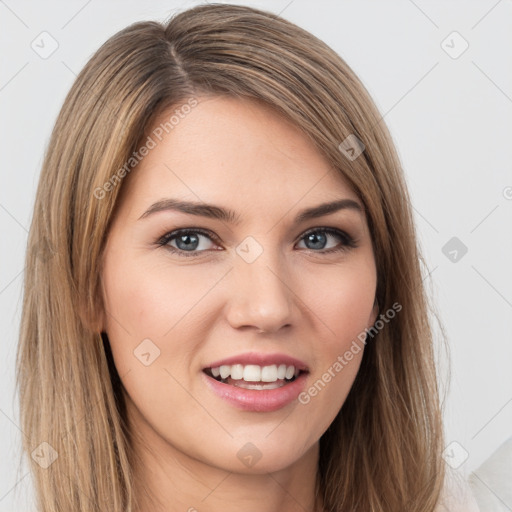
left=120, top=95, right=359, bottom=218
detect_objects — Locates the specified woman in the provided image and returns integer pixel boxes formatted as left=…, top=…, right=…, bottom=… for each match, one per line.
left=17, top=3, right=468, bottom=511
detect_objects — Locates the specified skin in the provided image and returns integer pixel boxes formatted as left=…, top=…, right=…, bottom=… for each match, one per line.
left=100, top=95, right=378, bottom=512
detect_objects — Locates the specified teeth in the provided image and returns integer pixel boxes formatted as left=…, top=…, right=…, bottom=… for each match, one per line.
left=243, top=365, right=261, bottom=382
left=231, top=364, right=244, bottom=380
left=209, top=364, right=300, bottom=383
left=261, top=365, right=277, bottom=382
left=219, top=365, right=231, bottom=379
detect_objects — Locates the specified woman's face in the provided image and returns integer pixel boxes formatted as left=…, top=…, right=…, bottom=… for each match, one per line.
left=101, top=95, right=378, bottom=475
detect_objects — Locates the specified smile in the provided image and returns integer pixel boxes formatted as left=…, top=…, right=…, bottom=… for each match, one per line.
left=204, top=364, right=302, bottom=390
left=202, top=354, right=310, bottom=412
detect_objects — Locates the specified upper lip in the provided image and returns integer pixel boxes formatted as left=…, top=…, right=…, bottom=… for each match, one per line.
left=204, top=352, right=309, bottom=371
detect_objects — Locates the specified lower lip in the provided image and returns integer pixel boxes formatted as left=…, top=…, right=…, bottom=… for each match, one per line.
left=202, top=372, right=308, bottom=412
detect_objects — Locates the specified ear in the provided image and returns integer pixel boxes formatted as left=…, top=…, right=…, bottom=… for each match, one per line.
left=93, top=308, right=107, bottom=333
left=369, top=298, right=379, bottom=327
left=78, top=300, right=107, bottom=333
left=93, top=281, right=108, bottom=333
left=78, top=280, right=108, bottom=334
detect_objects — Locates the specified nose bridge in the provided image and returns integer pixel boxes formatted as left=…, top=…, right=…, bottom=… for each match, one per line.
left=227, top=235, right=295, bottom=332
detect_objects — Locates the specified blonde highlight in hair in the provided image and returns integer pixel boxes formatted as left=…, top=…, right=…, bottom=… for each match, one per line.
left=17, top=4, right=445, bottom=511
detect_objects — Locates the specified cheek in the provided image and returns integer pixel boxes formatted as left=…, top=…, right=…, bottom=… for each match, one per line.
left=101, top=250, right=227, bottom=383
left=103, top=253, right=214, bottom=341
left=101, top=254, right=211, bottom=418
left=296, top=258, right=376, bottom=436
left=308, top=258, right=377, bottom=348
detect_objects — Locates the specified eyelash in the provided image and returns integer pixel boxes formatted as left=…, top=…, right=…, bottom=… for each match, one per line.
left=156, top=227, right=358, bottom=258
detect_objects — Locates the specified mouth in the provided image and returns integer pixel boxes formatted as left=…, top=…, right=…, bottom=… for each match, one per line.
left=201, top=353, right=310, bottom=411
left=203, top=364, right=308, bottom=390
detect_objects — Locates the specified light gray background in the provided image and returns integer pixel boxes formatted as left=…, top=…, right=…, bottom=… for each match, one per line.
left=1, top=1, right=511, bottom=510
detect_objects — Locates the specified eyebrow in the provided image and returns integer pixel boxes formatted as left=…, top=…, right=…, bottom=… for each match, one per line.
left=138, top=197, right=364, bottom=224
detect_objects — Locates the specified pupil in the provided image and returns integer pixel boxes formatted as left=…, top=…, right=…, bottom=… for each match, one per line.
left=307, top=232, right=326, bottom=250
left=177, top=233, right=198, bottom=251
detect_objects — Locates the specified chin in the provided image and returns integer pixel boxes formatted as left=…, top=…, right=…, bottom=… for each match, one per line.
left=199, top=431, right=319, bottom=475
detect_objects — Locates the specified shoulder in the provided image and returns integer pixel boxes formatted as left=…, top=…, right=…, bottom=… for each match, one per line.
left=467, top=436, right=512, bottom=511
left=435, top=463, right=481, bottom=512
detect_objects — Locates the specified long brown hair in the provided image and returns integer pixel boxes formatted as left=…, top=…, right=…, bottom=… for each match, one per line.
left=17, top=4, right=445, bottom=511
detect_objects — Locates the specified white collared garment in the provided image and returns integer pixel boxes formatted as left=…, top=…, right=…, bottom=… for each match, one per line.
left=435, top=463, right=481, bottom=512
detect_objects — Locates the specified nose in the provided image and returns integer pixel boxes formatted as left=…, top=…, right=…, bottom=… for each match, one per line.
left=225, top=247, right=296, bottom=334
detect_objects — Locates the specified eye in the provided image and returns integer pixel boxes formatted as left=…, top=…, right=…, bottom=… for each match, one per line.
left=156, top=227, right=357, bottom=257
left=156, top=228, right=220, bottom=257
left=296, top=227, right=358, bottom=254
